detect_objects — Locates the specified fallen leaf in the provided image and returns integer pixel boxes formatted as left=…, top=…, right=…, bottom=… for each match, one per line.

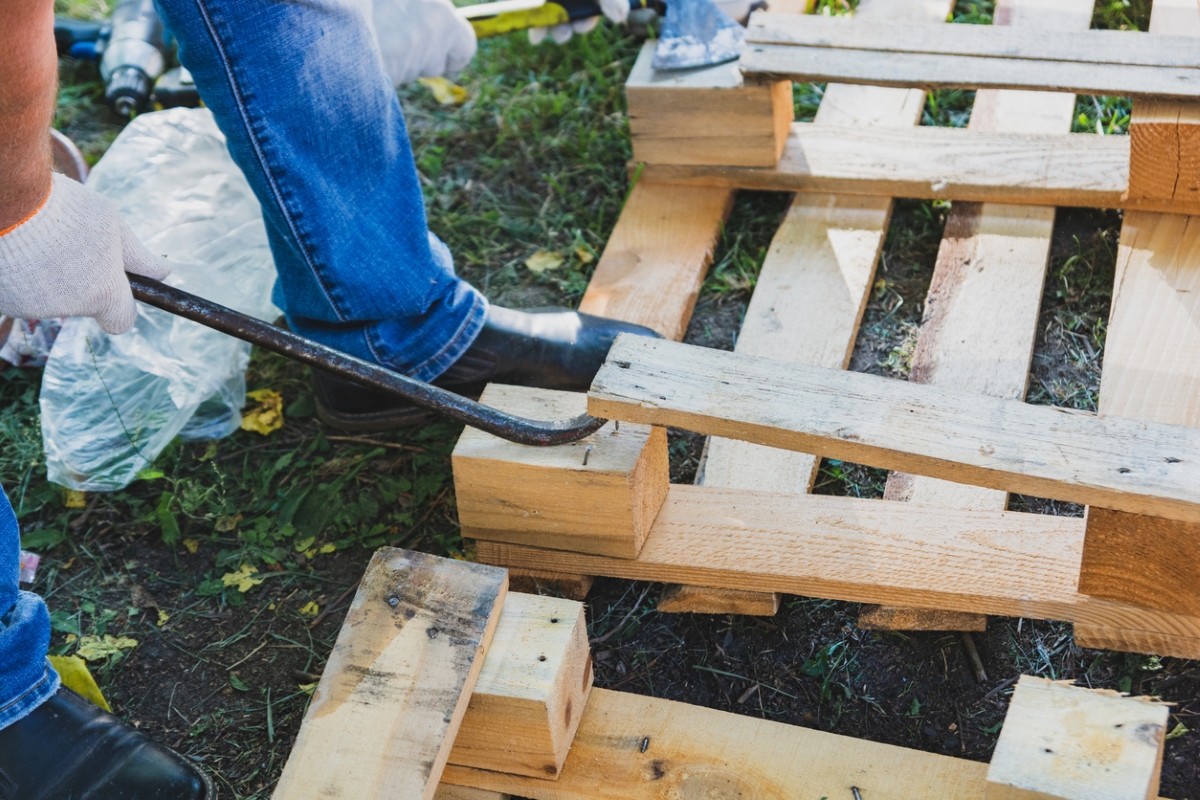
left=418, top=76, right=468, bottom=105
left=575, top=246, right=595, bottom=265
left=229, top=673, right=250, bottom=692
left=48, top=655, right=110, bottom=711
left=299, top=682, right=317, bottom=696
left=299, top=601, right=320, bottom=618
left=76, top=635, right=138, bottom=661
left=214, top=514, right=241, bottom=533
left=157, top=609, right=170, bottom=627
left=183, top=538, right=200, bottom=554
left=65, top=489, right=87, bottom=509
left=318, top=543, right=336, bottom=554
left=1166, top=722, right=1190, bottom=740
left=221, top=565, right=264, bottom=593
left=525, top=249, right=564, bottom=274
left=240, top=389, right=284, bottom=435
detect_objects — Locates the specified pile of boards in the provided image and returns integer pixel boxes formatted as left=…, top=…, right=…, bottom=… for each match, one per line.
left=456, top=0, right=1200, bottom=661
left=271, top=548, right=1173, bottom=800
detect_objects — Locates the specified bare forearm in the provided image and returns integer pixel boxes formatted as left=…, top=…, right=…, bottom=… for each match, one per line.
left=0, top=0, right=56, bottom=231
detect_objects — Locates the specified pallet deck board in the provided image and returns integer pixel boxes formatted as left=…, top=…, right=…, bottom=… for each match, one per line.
left=589, top=335, right=1200, bottom=525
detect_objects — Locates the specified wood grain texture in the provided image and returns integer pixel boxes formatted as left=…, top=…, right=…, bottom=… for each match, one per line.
left=472, top=485, right=1200, bottom=648
left=507, top=569, right=594, bottom=601
left=872, top=0, right=1089, bottom=631
left=986, top=676, right=1168, bottom=800
left=271, top=549, right=507, bottom=800
left=590, top=335, right=1200, bottom=524
left=634, top=123, right=1200, bottom=216
left=443, top=687, right=990, bottom=799
left=666, top=0, right=951, bottom=614
left=1074, top=623, right=1200, bottom=657
left=434, top=786, right=510, bottom=800
left=658, top=583, right=781, bottom=615
left=450, top=593, right=592, bottom=778
left=858, top=604, right=986, bottom=631
left=575, top=181, right=733, bottom=341
left=740, top=13, right=1200, bottom=100
left=1078, top=0, right=1200, bottom=634
left=453, top=385, right=668, bottom=559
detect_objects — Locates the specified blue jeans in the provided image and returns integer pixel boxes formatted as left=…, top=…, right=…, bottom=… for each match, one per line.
left=155, top=0, right=488, bottom=382
left=0, top=492, right=59, bottom=729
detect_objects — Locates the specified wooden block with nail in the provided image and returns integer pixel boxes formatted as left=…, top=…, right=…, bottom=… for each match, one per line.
left=449, top=592, right=592, bottom=779
left=454, top=384, right=669, bottom=559
left=986, top=675, right=1169, bottom=800
left=625, top=41, right=792, bottom=168
left=271, top=548, right=507, bottom=800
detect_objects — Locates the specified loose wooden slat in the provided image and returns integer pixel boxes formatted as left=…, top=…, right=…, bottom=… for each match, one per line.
left=873, top=0, right=1090, bottom=631
left=470, top=485, right=1200, bottom=650
left=449, top=593, right=592, bottom=778
left=986, top=676, right=1168, bottom=800
left=858, top=604, right=987, bottom=632
left=434, top=786, right=510, bottom=800
left=507, top=568, right=594, bottom=601
left=589, top=335, right=1200, bottom=525
left=635, top=122, right=1157, bottom=210
left=740, top=13, right=1200, bottom=100
left=658, top=584, right=781, bottom=615
left=744, top=11, right=1198, bottom=68
left=271, top=549, right=507, bottom=800
left=443, top=687, right=990, bottom=799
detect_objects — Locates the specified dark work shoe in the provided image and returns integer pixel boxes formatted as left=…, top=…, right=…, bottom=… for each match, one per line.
left=0, top=687, right=212, bottom=800
left=312, top=306, right=662, bottom=432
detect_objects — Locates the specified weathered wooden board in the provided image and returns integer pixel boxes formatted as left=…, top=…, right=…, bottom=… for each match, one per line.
left=741, top=13, right=1200, bottom=100
left=272, top=549, right=507, bottom=800
left=589, top=335, right=1200, bottom=525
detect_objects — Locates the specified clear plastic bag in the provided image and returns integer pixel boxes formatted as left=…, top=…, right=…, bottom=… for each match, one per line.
left=41, top=107, right=279, bottom=491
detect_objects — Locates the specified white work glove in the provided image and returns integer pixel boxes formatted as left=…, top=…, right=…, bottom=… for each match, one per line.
left=372, top=0, right=478, bottom=85
left=529, top=0, right=627, bottom=44
left=0, top=173, right=170, bottom=335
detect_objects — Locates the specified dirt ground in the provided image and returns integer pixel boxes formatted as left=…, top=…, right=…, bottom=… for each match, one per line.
left=16, top=0, right=1200, bottom=798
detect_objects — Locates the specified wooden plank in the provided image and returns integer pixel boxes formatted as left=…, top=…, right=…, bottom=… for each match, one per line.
left=434, top=786, right=509, bottom=800
left=658, top=583, right=781, bottom=615
left=872, top=0, right=1090, bottom=631
left=1077, top=0, right=1200, bottom=632
left=589, top=335, right=1200, bottom=525
left=450, top=593, right=592, bottom=779
left=508, top=568, right=594, bottom=601
left=626, top=41, right=792, bottom=167
left=271, top=549, right=507, bottom=800
left=986, top=676, right=1168, bottom=800
left=443, top=687, right=991, bottom=799
left=471, top=485, right=1200, bottom=648
left=636, top=123, right=1178, bottom=209
left=858, top=604, right=987, bottom=631
left=574, top=179, right=732, bottom=343
left=453, top=385, right=668, bottom=559
left=740, top=13, right=1200, bottom=100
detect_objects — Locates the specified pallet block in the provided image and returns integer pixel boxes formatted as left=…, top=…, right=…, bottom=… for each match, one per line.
left=507, top=568, right=594, bottom=601
left=450, top=593, right=592, bottom=778
left=986, top=676, right=1169, bottom=800
left=1127, top=99, right=1200, bottom=204
left=453, top=384, right=668, bottom=559
left=272, top=549, right=507, bottom=800
left=626, top=41, right=792, bottom=167
left=434, top=788, right=509, bottom=800
left=858, top=604, right=986, bottom=632
left=658, top=583, right=781, bottom=615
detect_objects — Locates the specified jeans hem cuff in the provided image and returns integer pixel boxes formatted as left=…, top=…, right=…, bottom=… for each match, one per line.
left=406, top=293, right=489, bottom=383
left=0, top=662, right=61, bottom=731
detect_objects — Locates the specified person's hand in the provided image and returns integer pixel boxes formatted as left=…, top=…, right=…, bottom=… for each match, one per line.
left=0, top=174, right=170, bottom=335
left=529, top=0, right=627, bottom=44
left=373, top=0, right=478, bottom=85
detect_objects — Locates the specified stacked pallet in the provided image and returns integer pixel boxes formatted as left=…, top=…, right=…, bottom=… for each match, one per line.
left=272, top=549, right=1173, bottom=800
left=456, top=0, right=1200, bottom=660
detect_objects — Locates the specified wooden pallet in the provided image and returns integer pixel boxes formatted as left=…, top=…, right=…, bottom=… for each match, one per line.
left=457, top=0, right=1200, bottom=654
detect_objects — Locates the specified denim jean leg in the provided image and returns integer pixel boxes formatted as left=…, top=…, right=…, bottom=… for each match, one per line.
left=155, top=0, right=487, bottom=382
left=0, top=490, right=59, bottom=731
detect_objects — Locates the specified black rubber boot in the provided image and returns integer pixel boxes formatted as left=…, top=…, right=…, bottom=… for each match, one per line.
left=312, top=306, right=662, bottom=432
left=0, top=687, right=212, bottom=800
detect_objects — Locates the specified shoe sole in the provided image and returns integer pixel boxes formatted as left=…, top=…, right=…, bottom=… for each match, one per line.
left=314, top=396, right=436, bottom=433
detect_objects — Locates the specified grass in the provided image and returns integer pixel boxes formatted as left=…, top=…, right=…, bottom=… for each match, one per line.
left=21, top=0, right=1200, bottom=797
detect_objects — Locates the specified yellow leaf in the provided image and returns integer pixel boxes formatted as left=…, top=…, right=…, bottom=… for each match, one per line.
left=220, top=565, right=264, bottom=593
left=299, top=682, right=317, bottom=696
left=76, top=635, right=138, bottom=661
left=574, top=246, right=595, bottom=265
left=65, top=489, right=87, bottom=509
left=240, top=388, right=284, bottom=436
left=183, top=538, right=200, bottom=554
left=157, top=609, right=170, bottom=627
left=304, top=548, right=317, bottom=559
left=418, top=76, right=468, bottom=105
left=1166, top=722, right=1189, bottom=740
left=318, top=543, right=336, bottom=554
left=525, top=249, right=565, bottom=274
left=48, top=655, right=111, bottom=711
left=215, top=514, right=241, bottom=532
left=64, top=633, right=77, bottom=644
left=299, top=601, right=320, bottom=618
